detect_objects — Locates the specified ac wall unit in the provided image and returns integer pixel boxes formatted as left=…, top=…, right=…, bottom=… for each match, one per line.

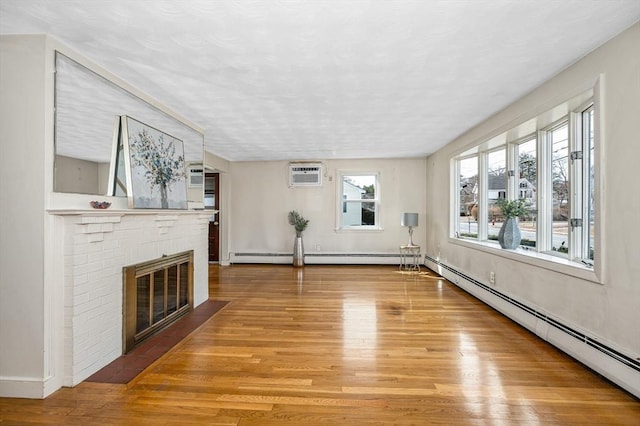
left=188, top=165, right=204, bottom=187
left=289, top=163, right=322, bottom=187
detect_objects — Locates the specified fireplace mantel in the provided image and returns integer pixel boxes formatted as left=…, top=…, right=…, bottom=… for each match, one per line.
left=48, top=209, right=215, bottom=240
left=48, top=209, right=217, bottom=216
left=46, top=191, right=216, bottom=216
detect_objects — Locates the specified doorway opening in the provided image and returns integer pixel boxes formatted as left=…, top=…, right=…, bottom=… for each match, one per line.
left=205, top=172, right=220, bottom=262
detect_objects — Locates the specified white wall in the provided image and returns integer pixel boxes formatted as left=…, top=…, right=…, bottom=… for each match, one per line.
left=228, top=158, right=426, bottom=260
left=425, top=23, right=640, bottom=395
left=0, top=35, right=50, bottom=398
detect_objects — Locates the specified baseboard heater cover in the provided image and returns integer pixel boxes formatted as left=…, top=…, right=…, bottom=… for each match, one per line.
left=230, top=252, right=405, bottom=265
left=233, top=253, right=291, bottom=257
left=425, top=255, right=640, bottom=397
left=233, top=252, right=399, bottom=257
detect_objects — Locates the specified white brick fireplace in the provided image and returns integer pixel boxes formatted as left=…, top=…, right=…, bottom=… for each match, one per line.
left=50, top=210, right=210, bottom=386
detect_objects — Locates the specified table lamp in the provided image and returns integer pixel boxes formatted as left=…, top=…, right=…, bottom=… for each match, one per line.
left=401, top=213, right=419, bottom=246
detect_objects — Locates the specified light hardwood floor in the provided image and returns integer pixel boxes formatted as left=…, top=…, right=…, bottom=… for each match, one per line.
left=1, top=264, right=639, bottom=425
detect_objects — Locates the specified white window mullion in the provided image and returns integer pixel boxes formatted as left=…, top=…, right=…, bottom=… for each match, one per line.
left=537, top=129, right=552, bottom=253
left=506, top=142, right=518, bottom=201
left=452, top=159, right=461, bottom=238
left=478, top=152, right=488, bottom=241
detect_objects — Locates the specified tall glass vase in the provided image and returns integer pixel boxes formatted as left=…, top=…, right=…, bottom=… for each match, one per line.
left=293, top=236, right=304, bottom=267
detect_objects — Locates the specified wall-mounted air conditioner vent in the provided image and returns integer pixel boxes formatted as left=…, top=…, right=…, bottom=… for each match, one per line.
left=188, top=165, right=203, bottom=187
left=289, top=163, right=322, bottom=187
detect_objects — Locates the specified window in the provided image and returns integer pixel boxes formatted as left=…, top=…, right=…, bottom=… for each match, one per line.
left=516, top=137, right=538, bottom=248
left=546, top=120, right=570, bottom=255
left=457, top=156, right=478, bottom=239
left=451, top=92, right=598, bottom=275
left=339, top=173, right=380, bottom=229
left=487, top=148, right=507, bottom=242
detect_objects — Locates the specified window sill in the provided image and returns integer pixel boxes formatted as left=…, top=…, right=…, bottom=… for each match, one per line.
left=335, top=226, right=384, bottom=233
left=449, top=237, right=602, bottom=284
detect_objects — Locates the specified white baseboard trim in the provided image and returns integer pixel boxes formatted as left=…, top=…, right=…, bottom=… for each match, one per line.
left=0, top=375, right=56, bottom=399
left=425, top=256, right=640, bottom=399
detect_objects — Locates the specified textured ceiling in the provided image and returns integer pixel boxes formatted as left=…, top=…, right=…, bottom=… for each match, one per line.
left=1, top=0, right=639, bottom=161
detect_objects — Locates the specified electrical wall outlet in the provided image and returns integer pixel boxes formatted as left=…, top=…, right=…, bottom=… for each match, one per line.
left=316, top=244, right=321, bottom=251
left=490, top=271, right=496, bottom=284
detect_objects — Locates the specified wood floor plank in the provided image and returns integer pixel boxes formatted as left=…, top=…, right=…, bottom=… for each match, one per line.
left=1, top=264, right=638, bottom=425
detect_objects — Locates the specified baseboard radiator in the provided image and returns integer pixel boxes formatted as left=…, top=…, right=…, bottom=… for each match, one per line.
left=424, top=255, right=640, bottom=398
left=230, top=252, right=401, bottom=265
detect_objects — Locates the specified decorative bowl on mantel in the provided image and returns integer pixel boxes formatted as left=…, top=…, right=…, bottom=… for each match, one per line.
left=90, top=201, right=111, bottom=209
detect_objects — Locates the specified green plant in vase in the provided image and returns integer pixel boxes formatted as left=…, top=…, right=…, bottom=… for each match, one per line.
left=288, top=210, right=309, bottom=237
left=288, top=210, right=309, bottom=266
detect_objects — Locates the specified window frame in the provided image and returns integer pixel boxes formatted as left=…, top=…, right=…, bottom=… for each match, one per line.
left=574, top=103, right=596, bottom=265
left=337, top=171, right=382, bottom=231
left=540, top=117, right=570, bottom=257
left=449, top=84, right=603, bottom=284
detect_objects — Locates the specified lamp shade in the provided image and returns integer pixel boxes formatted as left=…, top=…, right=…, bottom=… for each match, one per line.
left=401, top=213, right=418, bottom=227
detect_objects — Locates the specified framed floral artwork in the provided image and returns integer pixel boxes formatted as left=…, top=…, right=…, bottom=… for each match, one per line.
left=109, top=116, right=188, bottom=209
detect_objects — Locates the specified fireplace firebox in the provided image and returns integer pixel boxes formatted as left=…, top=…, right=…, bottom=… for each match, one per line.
left=123, top=250, right=194, bottom=353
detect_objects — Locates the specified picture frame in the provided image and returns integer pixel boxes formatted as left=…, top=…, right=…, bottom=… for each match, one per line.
left=108, top=116, right=188, bottom=209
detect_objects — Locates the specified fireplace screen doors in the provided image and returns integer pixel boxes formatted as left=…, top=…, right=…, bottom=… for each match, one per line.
left=123, top=251, right=193, bottom=352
